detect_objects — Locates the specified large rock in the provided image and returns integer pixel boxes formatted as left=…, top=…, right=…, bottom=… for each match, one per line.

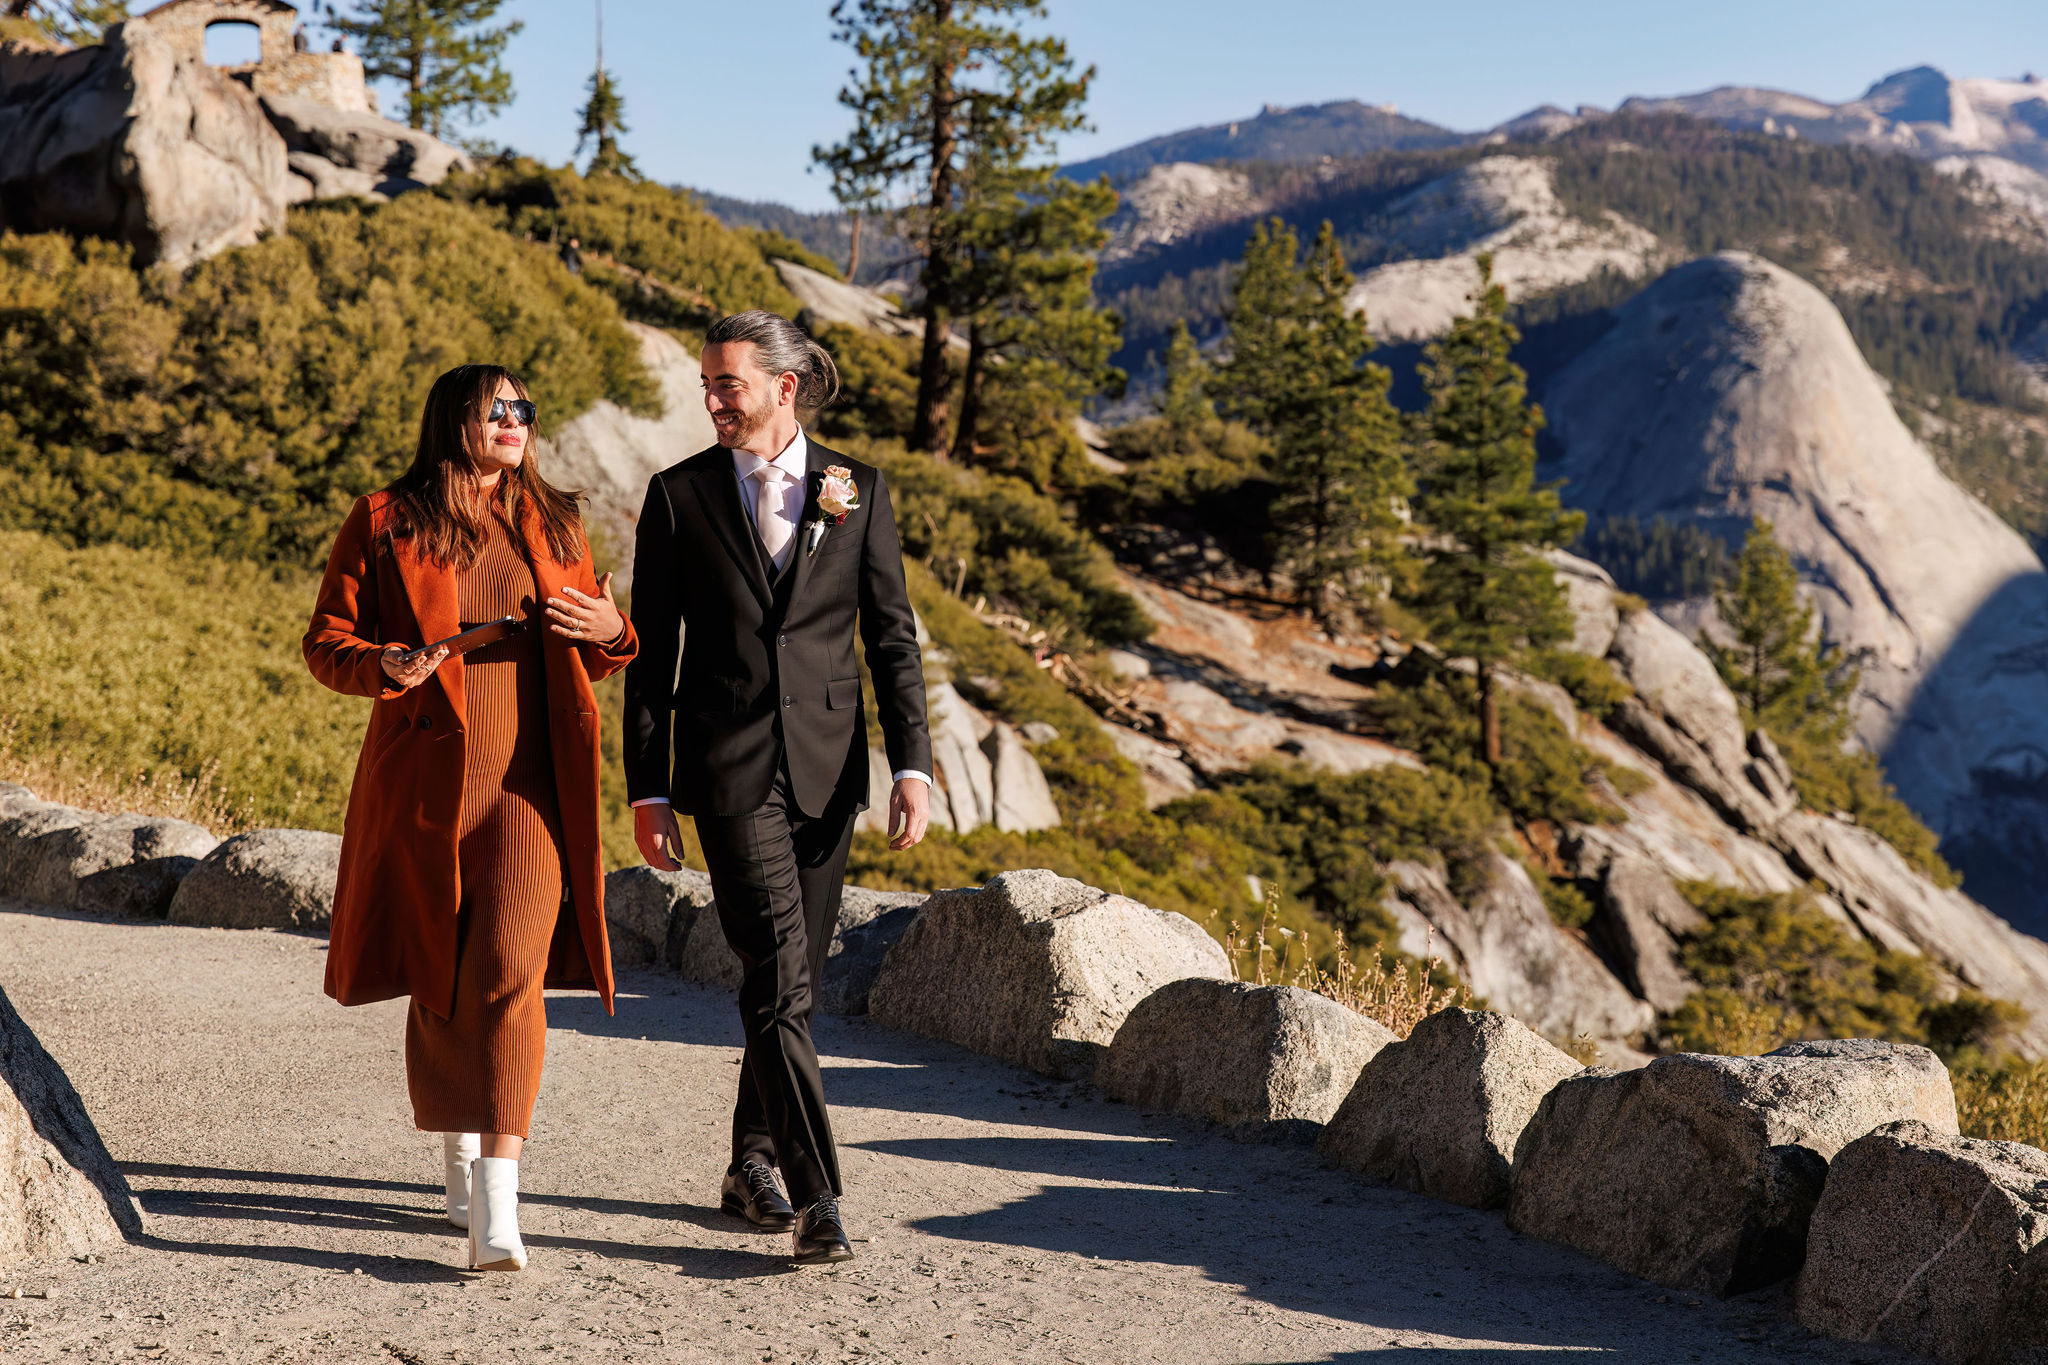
left=1587, top=854, right=1703, bottom=1013
left=927, top=682, right=995, bottom=833
left=0, top=983, right=142, bottom=1262
left=983, top=721, right=1061, bottom=833
left=1544, top=251, right=2048, bottom=935
left=1795, top=1120, right=2048, bottom=1363
left=1097, top=979, right=1394, bottom=1142
left=1506, top=1039, right=1959, bottom=1295
left=20, top=813, right=217, bottom=917
left=1549, top=550, right=1622, bottom=659
left=540, top=322, right=716, bottom=583
left=0, top=21, right=292, bottom=268
left=166, top=828, right=341, bottom=931
left=0, top=802, right=96, bottom=899
left=773, top=258, right=924, bottom=338
left=603, top=865, right=708, bottom=967
left=868, top=869, right=1231, bottom=1078
left=1379, top=853, right=1655, bottom=1044
left=1318, top=1008, right=1583, bottom=1209
left=260, top=93, right=469, bottom=194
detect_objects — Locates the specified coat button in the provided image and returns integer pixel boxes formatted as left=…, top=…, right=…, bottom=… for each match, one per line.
left=778, top=633, right=789, bottom=648
left=782, top=696, right=795, bottom=708
left=419, top=715, right=432, bottom=729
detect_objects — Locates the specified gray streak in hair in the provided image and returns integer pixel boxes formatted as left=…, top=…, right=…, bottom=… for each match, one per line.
left=704, top=309, right=841, bottom=413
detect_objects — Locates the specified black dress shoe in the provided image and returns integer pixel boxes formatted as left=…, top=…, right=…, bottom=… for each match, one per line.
left=720, top=1161, right=796, bottom=1232
left=792, top=1196, right=854, bottom=1264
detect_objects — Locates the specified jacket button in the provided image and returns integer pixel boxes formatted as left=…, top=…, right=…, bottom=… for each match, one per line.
left=778, top=633, right=789, bottom=648
left=782, top=696, right=795, bottom=708
left=419, top=716, right=432, bottom=729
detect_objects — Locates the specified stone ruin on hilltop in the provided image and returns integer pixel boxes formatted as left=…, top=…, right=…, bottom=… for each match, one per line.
left=0, top=0, right=470, bottom=268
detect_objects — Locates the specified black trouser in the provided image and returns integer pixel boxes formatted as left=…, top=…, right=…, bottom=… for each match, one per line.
left=693, top=767, right=856, bottom=1211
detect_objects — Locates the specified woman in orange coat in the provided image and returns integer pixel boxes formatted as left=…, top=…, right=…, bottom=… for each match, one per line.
left=303, top=364, right=637, bottom=1272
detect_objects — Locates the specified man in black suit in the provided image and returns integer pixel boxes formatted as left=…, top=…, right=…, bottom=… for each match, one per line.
left=623, top=310, right=932, bottom=1264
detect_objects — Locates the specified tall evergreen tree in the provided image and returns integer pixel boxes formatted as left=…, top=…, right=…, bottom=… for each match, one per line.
left=815, top=0, right=1094, bottom=459
left=1706, top=518, right=1856, bottom=733
left=1158, top=319, right=1214, bottom=430
left=1218, top=218, right=1408, bottom=623
left=1407, top=254, right=1583, bottom=768
left=946, top=163, right=1120, bottom=476
left=573, top=1, right=634, bottom=177
left=335, top=0, right=521, bottom=138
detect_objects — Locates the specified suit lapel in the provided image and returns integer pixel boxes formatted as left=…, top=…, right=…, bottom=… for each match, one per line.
left=782, top=440, right=833, bottom=616
left=690, top=455, right=773, bottom=611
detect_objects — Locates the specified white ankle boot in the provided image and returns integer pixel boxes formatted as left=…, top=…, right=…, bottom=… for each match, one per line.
left=442, top=1133, right=480, bottom=1230
left=469, top=1156, right=527, bottom=1271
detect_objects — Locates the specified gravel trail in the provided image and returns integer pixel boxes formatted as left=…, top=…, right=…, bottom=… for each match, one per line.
left=0, top=903, right=1907, bottom=1364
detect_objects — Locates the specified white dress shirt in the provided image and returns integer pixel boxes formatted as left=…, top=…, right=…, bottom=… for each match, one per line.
left=633, top=426, right=930, bottom=809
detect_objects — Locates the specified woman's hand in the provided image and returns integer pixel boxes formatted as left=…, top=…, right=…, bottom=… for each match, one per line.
left=380, top=644, right=447, bottom=690
left=547, top=573, right=625, bottom=646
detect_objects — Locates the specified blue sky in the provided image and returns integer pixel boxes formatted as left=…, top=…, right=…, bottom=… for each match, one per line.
left=304, top=1, right=2046, bottom=210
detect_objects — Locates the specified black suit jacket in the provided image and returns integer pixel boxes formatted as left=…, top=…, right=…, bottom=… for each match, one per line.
left=623, top=439, right=933, bottom=819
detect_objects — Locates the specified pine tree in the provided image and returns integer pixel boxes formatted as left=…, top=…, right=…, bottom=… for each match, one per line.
left=1407, top=254, right=1583, bottom=768
left=334, top=0, right=521, bottom=138
left=946, top=163, right=1121, bottom=477
left=572, top=1, right=634, bottom=178
left=1158, top=320, right=1214, bottom=431
left=815, top=0, right=1095, bottom=459
left=1706, top=518, right=1856, bottom=733
left=1218, top=218, right=1408, bottom=624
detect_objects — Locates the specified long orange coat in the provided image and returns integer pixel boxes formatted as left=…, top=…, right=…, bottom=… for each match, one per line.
left=303, top=490, right=638, bottom=1018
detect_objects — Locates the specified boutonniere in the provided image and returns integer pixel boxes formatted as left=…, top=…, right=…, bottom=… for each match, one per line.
left=806, top=465, right=861, bottom=556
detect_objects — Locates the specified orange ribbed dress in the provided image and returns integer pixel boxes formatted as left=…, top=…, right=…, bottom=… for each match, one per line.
left=404, top=507, right=565, bottom=1138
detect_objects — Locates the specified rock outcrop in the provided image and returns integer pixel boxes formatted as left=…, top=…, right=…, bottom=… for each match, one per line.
left=0, top=983, right=141, bottom=1262
left=1506, top=1040, right=1958, bottom=1295
left=166, top=828, right=341, bottom=931
left=868, top=869, right=1231, bottom=1079
left=1544, top=251, right=2048, bottom=935
left=0, top=801, right=95, bottom=899
left=543, top=321, right=716, bottom=581
left=0, top=11, right=470, bottom=270
left=1317, top=1008, right=1582, bottom=1209
left=1099, top=161, right=1256, bottom=265
left=1795, top=1120, right=2048, bottom=1363
left=1345, top=157, right=1665, bottom=342
left=1379, top=854, right=1655, bottom=1043
left=1096, top=979, right=1393, bottom=1141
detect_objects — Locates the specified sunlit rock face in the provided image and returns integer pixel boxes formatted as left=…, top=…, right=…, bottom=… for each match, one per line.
left=1543, top=250, right=2048, bottom=932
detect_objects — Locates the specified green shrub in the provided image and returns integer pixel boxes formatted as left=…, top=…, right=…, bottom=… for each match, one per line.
left=442, top=159, right=798, bottom=325
left=1772, top=724, right=1958, bottom=887
left=1373, top=672, right=1618, bottom=828
left=0, top=198, right=656, bottom=566
left=1658, top=882, right=2025, bottom=1057
left=810, top=323, right=921, bottom=444
left=841, top=437, right=1152, bottom=648
left=745, top=227, right=845, bottom=280
left=1163, top=763, right=1497, bottom=941
left=1953, top=1060, right=2048, bottom=1150
left=1540, top=876, right=1595, bottom=929
left=1523, top=649, right=1632, bottom=720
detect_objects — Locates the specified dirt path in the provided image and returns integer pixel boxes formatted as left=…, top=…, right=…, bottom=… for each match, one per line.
left=0, top=903, right=1906, bottom=1364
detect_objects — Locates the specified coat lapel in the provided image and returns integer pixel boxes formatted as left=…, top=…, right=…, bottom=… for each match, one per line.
left=691, top=455, right=773, bottom=611
left=390, top=530, right=466, bottom=726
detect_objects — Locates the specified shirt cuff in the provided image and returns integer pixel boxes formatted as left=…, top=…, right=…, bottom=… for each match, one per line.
left=630, top=797, right=671, bottom=807
left=891, top=770, right=932, bottom=787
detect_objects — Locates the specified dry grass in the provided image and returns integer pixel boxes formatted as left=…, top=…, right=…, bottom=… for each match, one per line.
left=1224, top=900, right=1469, bottom=1039
left=1953, top=1061, right=2048, bottom=1151
left=0, top=717, right=247, bottom=834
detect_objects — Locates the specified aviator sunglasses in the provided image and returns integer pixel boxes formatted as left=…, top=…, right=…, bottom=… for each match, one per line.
left=489, top=397, right=537, bottom=426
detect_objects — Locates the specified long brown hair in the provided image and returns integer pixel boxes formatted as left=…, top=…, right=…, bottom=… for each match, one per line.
left=384, top=364, right=586, bottom=568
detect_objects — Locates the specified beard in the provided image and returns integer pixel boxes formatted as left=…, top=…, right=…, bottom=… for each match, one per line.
left=713, top=389, right=777, bottom=448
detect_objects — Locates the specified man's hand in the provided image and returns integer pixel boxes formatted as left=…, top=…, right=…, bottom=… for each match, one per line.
left=887, top=777, right=930, bottom=851
left=634, top=802, right=685, bottom=871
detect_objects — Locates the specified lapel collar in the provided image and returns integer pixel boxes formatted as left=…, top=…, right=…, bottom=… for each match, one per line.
left=390, top=526, right=466, bottom=725
left=782, top=439, right=833, bottom=616
left=691, top=453, right=773, bottom=611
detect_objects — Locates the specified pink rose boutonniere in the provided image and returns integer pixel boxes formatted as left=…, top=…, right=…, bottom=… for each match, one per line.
left=806, top=465, right=861, bottom=555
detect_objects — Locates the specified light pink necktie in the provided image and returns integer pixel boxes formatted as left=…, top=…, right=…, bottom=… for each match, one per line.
left=751, top=464, right=796, bottom=569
